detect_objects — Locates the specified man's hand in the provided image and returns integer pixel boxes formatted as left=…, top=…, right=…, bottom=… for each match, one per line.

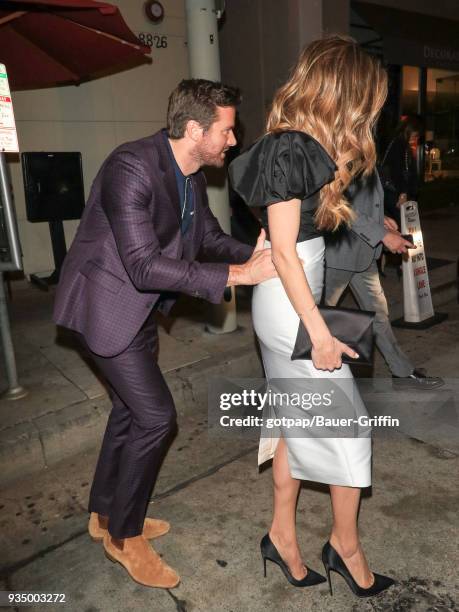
left=382, top=230, right=414, bottom=254
left=246, top=229, right=278, bottom=284
left=384, top=216, right=398, bottom=231
left=227, top=229, right=278, bottom=286
left=397, top=192, right=408, bottom=208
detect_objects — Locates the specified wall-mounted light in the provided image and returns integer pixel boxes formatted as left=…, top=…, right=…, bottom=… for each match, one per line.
left=144, top=1, right=165, bottom=24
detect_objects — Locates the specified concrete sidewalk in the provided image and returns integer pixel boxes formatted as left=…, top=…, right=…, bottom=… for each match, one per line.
left=0, top=284, right=266, bottom=486
left=0, top=436, right=458, bottom=612
left=0, top=303, right=458, bottom=610
left=0, top=208, right=457, bottom=611
left=1, top=207, right=458, bottom=486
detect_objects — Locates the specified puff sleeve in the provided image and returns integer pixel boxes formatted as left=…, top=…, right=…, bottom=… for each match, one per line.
left=229, top=131, right=336, bottom=207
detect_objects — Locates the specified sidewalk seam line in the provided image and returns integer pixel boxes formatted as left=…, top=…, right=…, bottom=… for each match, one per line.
left=0, top=446, right=259, bottom=577
left=31, top=419, right=48, bottom=470
left=150, top=445, right=259, bottom=502
left=40, top=350, right=93, bottom=402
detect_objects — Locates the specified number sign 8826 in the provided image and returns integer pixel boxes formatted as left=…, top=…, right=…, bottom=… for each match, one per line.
left=138, top=33, right=168, bottom=48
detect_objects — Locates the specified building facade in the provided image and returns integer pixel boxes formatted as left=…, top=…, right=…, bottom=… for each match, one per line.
left=219, top=0, right=459, bottom=182
left=7, top=0, right=459, bottom=276
left=9, top=0, right=189, bottom=276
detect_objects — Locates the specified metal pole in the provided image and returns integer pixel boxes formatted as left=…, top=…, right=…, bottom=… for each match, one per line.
left=0, top=151, right=27, bottom=399
left=0, top=273, right=27, bottom=400
left=185, top=0, right=238, bottom=334
left=0, top=152, right=22, bottom=272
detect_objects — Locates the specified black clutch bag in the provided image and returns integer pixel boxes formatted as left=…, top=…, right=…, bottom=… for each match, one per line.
left=291, top=306, right=375, bottom=365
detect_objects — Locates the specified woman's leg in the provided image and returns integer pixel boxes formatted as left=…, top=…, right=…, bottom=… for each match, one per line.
left=329, top=485, right=373, bottom=588
left=268, top=438, right=306, bottom=579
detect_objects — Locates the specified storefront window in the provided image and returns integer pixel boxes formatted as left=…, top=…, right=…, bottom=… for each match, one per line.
left=425, top=68, right=459, bottom=178
left=401, top=66, right=419, bottom=115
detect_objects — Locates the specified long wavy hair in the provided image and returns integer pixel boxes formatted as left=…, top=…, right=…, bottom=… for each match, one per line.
left=266, top=36, right=388, bottom=231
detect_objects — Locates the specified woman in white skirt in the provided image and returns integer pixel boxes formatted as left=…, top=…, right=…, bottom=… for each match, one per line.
left=229, top=36, right=395, bottom=597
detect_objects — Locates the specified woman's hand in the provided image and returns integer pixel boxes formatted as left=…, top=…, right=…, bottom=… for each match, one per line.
left=311, top=335, right=359, bottom=371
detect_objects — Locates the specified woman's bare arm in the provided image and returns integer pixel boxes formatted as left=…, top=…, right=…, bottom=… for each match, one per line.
left=267, top=199, right=358, bottom=370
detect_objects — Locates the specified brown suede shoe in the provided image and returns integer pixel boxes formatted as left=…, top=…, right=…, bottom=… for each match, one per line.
left=103, top=533, right=180, bottom=588
left=88, top=512, right=170, bottom=542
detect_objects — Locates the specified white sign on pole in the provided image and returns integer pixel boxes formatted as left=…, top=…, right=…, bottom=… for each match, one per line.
left=0, top=64, right=19, bottom=153
left=400, top=200, right=434, bottom=323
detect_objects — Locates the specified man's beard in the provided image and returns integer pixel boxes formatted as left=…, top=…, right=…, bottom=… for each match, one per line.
left=195, top=142, right=227, bottom=168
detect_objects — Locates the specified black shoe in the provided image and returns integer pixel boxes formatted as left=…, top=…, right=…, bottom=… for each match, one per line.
left=322, top=541, right=395, bottom=598
left=392, top=368, right=444, bottom=391
left=260, top=533, right=326, bottom=587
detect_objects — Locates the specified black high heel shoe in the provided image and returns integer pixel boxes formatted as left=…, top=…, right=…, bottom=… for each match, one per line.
left=322, top=541, right=395, bottom=598
left=260, top=533, right=326, bottom=587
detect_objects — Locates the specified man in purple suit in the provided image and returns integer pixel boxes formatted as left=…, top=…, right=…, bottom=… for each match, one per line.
left=53, top=79, right=275, bottom=588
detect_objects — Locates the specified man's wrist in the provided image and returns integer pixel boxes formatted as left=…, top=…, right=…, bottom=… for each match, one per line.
left=382, top=229, right=391, bottom=243
left=227, top=263, right=249, bottom=287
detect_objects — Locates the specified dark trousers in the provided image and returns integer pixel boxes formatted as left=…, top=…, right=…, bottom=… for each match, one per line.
left=324, top=261, right=414, bottom=377
left=383, top=188, right=401, bottom=228
left=79, top=312, right=177, bottom=539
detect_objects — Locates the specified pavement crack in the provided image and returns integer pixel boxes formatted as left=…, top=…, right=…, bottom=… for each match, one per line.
left=39, top=346, right=105, bottom=402
left=1, top=447, right=258, bottom=578
left=0, top=528, right=87, bottom=578
left=150, top=444, right=258, bottom=503
left=167, top=589, right=188, bottom=611
left=32, top=420, right=48, bottom=469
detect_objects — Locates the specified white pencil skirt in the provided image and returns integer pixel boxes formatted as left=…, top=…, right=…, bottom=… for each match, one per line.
left=252, top=237, right=371, bottom=487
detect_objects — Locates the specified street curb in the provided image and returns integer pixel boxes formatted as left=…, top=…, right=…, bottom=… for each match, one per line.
left=0, top=255, right=456, bottom=487
left=0, top=343, right=263, bottom=488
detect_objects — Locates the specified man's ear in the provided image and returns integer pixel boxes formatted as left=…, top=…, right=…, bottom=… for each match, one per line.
left=185, top=120, right=204, bottom=143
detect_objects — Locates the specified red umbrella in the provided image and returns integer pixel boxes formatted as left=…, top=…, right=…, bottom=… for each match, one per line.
left=0, top=0, right=151, bottom=90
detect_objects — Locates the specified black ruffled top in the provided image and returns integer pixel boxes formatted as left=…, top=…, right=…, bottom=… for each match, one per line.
left=229, top=130, right=337, bottom=242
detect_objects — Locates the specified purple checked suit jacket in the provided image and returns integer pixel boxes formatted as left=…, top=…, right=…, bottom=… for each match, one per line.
left=53, top=129, right=253, bottom=357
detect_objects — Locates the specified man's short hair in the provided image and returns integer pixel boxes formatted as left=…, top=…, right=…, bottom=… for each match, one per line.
left=167, top=79, right=241, bottom=139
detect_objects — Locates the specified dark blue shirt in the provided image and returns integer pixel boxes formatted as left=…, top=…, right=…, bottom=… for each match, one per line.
left=164, top=132, right=195, bottom=234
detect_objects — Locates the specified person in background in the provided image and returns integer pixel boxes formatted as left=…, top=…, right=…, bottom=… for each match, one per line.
left=380, top=115, right=422, bottom=227
left=324, top=170, right=444, bottom=391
